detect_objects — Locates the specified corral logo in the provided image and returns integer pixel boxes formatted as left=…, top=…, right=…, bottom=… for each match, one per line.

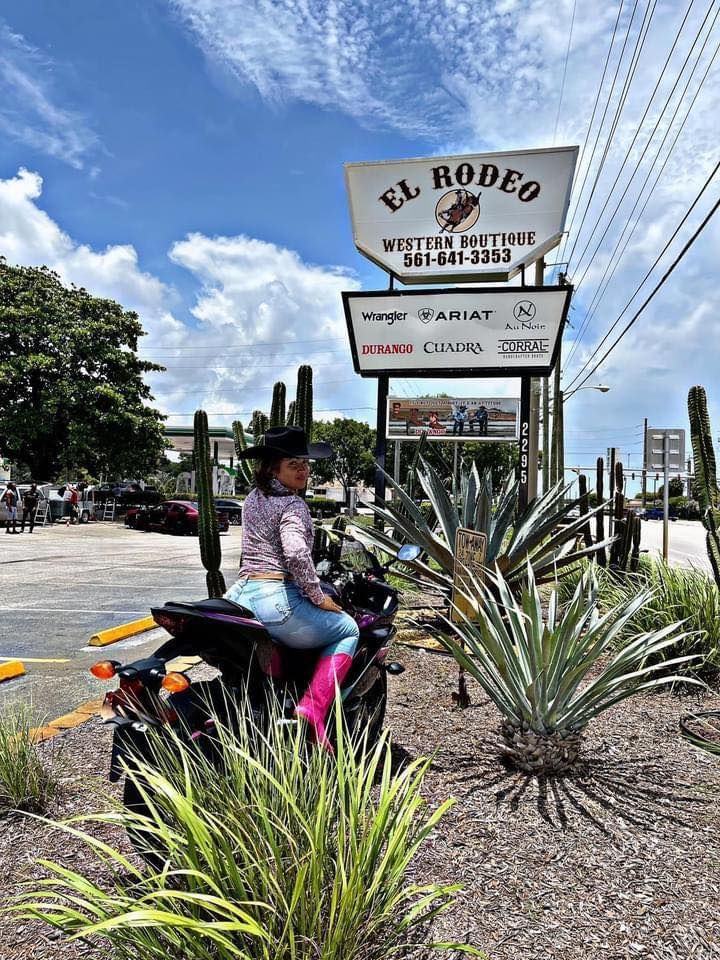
left=361, top=343, right=413, bottom=355
left=497, top=338, right=549, bottom=357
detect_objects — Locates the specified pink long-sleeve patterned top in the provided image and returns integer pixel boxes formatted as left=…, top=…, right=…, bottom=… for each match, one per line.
left=238, top=481, right=324, bottom=605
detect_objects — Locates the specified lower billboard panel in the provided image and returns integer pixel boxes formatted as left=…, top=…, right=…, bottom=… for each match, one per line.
left=388, top=396, right=519, bottom=441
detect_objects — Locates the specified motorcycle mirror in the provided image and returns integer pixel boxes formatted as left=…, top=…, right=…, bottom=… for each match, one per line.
left=397, top=544, right=422, bottom=563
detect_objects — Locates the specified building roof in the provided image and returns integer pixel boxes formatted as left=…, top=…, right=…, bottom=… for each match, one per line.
left=164, top=425, right=253, bottom=458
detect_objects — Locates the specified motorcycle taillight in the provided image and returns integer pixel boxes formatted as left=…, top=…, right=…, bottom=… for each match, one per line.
left=153, top=612, right=190, bottom=636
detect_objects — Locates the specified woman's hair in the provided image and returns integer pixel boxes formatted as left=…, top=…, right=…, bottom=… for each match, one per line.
left=254, top=456, right=282, bottom=496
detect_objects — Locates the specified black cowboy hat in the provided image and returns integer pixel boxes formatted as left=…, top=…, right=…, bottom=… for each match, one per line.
left=238, top=425, right=333, bottom=460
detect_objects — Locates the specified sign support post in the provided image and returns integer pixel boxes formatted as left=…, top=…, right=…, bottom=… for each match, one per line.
left=518, top=375, right=531, bottom=512
left=662, top=433, right=670, bottom=562
left=374, top=374, right=389, bottom=527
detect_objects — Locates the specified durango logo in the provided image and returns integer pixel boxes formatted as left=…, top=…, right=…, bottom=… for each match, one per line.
left=362, top=344, right=414, bottom=355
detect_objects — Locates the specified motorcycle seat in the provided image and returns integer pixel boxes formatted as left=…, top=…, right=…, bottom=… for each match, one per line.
left=177, top=598, right=258, bottom=620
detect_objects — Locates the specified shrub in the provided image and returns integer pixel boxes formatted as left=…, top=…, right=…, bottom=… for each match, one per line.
left=0, top=706, right=57, bottom=815
left=306, top=495, right=341, bottom=516
left=9, top=700, right=484, bottom=960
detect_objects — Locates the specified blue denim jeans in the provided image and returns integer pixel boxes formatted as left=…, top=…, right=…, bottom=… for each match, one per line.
left=224, top=578, right=359, bottom=658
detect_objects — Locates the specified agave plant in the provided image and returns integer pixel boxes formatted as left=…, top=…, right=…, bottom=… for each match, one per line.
left=351, top=457, right=613, bottom=593
left=438, top=563, right=698, bottom=775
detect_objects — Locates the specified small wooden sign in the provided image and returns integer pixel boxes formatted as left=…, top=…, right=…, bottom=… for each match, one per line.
left=451, top=528, right=488, bottom=623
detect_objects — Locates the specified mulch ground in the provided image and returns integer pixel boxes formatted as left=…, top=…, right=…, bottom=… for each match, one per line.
left=1, top=637, right=719, bottom=960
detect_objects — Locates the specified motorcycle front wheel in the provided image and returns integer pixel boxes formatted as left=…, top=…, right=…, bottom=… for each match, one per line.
left=342, top=667, right=387, bottom=752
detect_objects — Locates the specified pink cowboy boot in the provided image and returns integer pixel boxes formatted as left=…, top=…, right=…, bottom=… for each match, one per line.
left=294, top=653, right=353, bottom=753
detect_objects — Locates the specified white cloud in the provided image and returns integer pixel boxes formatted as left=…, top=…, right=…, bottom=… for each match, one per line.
left=0, top=22, right=99, bottom=169
left=0, top=168, right=369, bottom=428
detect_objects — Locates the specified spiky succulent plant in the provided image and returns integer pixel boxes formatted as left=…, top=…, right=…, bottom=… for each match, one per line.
left=439, top=563, right=698, bottom=775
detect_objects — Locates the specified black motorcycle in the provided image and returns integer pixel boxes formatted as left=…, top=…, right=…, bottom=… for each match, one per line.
left=91, top=537, right=419, bottom=830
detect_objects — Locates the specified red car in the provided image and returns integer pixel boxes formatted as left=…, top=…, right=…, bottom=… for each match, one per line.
left=125, top=500, right=229, bottom=535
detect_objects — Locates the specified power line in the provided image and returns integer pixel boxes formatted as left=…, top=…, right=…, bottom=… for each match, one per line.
left=564, top=5, right=720, bottom=370
left=553, top=0, right=577, bottom=144
left=566, top=188, right=720, bottom=396
left=563, top=0, right=651, bottom=268
left=556, top=0, right=630, bottom=272
left=565, top=155, right=720, bottom=390
left=569, top=0, right=715, bottom=288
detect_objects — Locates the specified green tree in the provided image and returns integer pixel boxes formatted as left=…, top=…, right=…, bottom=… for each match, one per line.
left=311, top=418, right=376, bottom=498
left=657, top=477, right=685, bottom=499
left=0, top=260, right=166, bottom=480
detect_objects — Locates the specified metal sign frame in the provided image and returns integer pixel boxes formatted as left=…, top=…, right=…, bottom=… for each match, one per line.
left=342, top=285, right=571, bottom=379
left=344, top=145, right=578, bottom=284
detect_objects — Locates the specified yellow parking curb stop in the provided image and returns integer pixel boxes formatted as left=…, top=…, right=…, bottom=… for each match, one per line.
left=89, top=616, right=158, bottom=646
left=0, top=660, right=26, bottom=682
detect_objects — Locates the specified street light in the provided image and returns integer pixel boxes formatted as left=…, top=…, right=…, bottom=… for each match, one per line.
left=564, top=383, right=610, bottom=399
left=545, top=384, right=610, bottom=493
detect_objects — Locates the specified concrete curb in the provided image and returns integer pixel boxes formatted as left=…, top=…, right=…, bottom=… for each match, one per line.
left=0, top=660, right=26, bottom=683
left=31, top=698, right=105, bottom=742
left=30, top=656, right=201, bottom=742
left=89, top=615, right=157, bottom=646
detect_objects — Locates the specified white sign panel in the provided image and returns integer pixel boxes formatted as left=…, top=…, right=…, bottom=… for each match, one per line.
left=388, top=396, right=518, bottom=442
left=343, top=286, right=571, bottom=377
left=345, top=146, right=578, bottom=283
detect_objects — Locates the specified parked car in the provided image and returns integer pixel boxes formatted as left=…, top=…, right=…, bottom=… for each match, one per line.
left=96, top=482, right=162, bottom=506
left=214, top=497, right=243, bottom=525
left=643, top=506, right=677, bottom=521
left=125, top=499, right=229, bottom=535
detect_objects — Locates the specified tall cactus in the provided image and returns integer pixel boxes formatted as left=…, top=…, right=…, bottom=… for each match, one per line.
left=252, top=409, right=269, bottom=444
left=595, top=457, right=607, bottom=567
left=688, top=385, right=717, bottom=510
left=270, top=381, right=286, bottom=428
left=286, top=400, right=296, bottom=427
left=688, top=386, right=720, bottom=585
left=194, top=409, right=227, bottom=598
left=578, top=474, right=593, bottom=549
left=295, top=364, right=313, bottom=440
left=231, top=420, right=255, bottom=487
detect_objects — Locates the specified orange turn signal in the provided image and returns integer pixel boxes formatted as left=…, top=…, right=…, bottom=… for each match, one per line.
left=161, top=671, right=190, bottom=693
left=90, top=660, right=118, bottom=680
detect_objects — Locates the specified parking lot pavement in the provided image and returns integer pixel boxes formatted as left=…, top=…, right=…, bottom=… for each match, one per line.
left=0, top=521, right=242, bottom=720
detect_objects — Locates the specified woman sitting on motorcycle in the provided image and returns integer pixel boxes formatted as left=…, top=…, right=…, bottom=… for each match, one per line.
left=225, top=426, right=359, bottom=752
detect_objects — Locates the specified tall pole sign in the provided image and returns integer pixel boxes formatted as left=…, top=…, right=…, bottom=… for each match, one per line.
left=343, top=146, right=578, bottom=514
left=345, top=146, right=577, bottom=284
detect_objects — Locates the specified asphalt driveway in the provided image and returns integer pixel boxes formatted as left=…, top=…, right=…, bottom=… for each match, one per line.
left=0, top=520, right=242, bottom=721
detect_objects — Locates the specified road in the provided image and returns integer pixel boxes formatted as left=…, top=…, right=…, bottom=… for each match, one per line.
left=637, top=518, right=710, bottom=572
left=0, top=521, right=242, bottom=721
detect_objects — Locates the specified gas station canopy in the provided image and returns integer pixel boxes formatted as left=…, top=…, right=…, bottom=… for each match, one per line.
left=164, top=426, right=253, bottom=462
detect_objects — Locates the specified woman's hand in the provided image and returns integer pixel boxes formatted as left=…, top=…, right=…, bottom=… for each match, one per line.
left=317, top=594, right=344, bottom=613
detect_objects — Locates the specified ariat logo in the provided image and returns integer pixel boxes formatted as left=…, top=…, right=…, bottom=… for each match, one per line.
left=417, top=307, right=435, bottom=324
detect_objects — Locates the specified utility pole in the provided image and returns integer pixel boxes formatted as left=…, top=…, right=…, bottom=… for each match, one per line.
left=394, top=439, right=401, bottom=483
left=641, top=417, right=648, bottom=508
left=662, top=434, right=670, bottom=562
left=528, top=257, right=543, bottom=501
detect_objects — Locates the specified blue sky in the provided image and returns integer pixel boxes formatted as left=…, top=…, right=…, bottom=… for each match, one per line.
left=1, top=0, right=718, bottom=478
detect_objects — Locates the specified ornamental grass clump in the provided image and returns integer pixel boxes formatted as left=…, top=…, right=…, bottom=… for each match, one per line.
left=9, top=697, right=483, bottom=960
left=438, top=564, right=699, bottom=776
left=0, top=705, right=57, bottom=815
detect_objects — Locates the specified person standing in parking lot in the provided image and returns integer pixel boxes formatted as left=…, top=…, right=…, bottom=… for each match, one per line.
left=3, top=482, right=19, bottom=534
left=21, top=482, right=43, bottom=532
